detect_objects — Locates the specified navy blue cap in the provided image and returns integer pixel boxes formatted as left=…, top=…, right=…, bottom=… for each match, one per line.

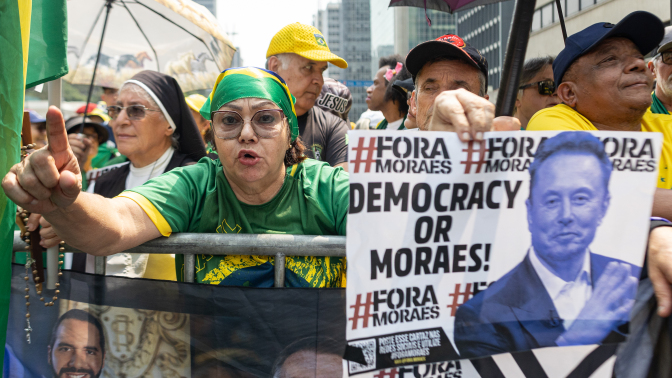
left=553, top=11, right=664, bottom=86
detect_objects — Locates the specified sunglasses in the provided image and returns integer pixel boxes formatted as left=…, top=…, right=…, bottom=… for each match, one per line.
left=657, top=51, right=672, bottom=65
left=210, top=109, right=286, bottom=140
left=519, top=79, right=556, bottom=96
left=107, top=105, right=161, bottom=120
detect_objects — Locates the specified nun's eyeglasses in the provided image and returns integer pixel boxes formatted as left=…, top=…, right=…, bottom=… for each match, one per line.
left=211, top=109, right=286, bottom=140
left=107, top=105, right=161, bottom=120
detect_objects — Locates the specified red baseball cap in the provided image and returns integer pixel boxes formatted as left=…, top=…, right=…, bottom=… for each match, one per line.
left=406, top=34, right=489, bottom=88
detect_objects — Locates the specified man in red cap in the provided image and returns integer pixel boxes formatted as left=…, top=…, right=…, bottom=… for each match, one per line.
left=405, top=34, right=518, bottom=139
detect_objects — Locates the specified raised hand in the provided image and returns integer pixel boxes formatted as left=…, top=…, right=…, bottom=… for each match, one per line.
left=647, top=226, right=672, bottom=317
left=556, top=261, right=638, bottom=346
left=68, top=133, right=92, bottom=170
left=2, top=106, right=82, bottom=214
left=427, top=88, right=495, bottom=141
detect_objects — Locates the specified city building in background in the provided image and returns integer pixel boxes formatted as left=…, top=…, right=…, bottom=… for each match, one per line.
left=526, top=0, right=670, bottom=62
left=192, top=0, right=216, bottom=18
left=370, top=0, right=395, bottom=74
left=394, top=7, right=458, bottom=55
left=231, top=47, right=243, bottom=67
left=322, top=0, right=371, bottom=121
left=340, top=0, right=372, bottom=121
left=315, top=3, right=344, bottom=80
left=456, top=1, right=515, bottom=101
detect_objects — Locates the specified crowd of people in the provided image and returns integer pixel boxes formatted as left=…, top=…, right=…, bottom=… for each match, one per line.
left=7, top=8, right=672, bottom=372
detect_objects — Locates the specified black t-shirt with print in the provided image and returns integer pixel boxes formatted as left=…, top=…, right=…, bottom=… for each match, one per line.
left=297, top=106, right=348, bottom=166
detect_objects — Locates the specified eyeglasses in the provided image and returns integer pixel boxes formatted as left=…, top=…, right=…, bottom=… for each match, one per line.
left=107, top=105, right=161, bottom=120
left=657, top=51, right=672, bottom=65
left=519, top=79, right=556, bottom=96
left=211, top=109, right=286, bottom=140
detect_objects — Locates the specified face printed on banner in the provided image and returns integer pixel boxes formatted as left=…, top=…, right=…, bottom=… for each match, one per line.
left=526, top=153, right=610, bottom=272
left=48, top=319, right=105, bottom=378
left=276, top=351, right=343, bottom=378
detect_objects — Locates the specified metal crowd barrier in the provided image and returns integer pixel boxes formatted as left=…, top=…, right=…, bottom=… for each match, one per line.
left=13, top=231, right=346, bottom=287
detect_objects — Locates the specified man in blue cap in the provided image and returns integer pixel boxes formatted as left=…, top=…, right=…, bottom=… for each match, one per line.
left=528, top=11, right=669, bottom=181
left=527, top=11, right=672, bottom=322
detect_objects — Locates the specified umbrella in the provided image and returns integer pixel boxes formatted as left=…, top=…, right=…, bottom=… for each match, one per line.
left=389, top=0, right=564, bottom=117
left=64, top=0, right=236, bottom=107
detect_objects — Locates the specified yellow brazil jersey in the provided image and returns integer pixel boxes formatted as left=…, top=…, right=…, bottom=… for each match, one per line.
left=528, top=104, right=672, bottom=189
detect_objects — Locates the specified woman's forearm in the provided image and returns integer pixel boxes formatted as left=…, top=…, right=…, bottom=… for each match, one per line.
left=43, top=193, right=160, bottom=255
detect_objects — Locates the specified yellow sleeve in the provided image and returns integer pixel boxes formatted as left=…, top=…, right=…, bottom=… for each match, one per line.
left=117, top=191, right=173, bottom=237
left=527, top=104, right=597, bottom=131
left=642, top=110, right=672, bottom=189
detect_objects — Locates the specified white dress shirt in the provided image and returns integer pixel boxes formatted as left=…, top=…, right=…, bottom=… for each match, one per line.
left=529, top=247, right=592, bottom=329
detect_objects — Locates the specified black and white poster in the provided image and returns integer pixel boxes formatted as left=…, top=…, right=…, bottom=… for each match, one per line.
left=345, top=130, right=661, bottom=376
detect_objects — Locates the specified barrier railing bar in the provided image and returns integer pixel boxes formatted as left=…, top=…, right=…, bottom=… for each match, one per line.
left=94, top=256, right=106, bottom=275
left=184, top=255, right=195, bottom=283
left=12, top=231, right=345, bottom=287
left=13, top=232, right=346, bottom=257
left=274, top=253, right=285, bottom=288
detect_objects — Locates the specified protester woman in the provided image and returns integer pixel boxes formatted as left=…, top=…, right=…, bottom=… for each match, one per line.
left=12, top=67, right=348, bottom=288
left=74, top=71, right=207, bottom=280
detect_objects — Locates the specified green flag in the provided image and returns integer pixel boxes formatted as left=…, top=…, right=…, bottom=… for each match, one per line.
left=0, top=0, right=32, bottom=370
left=26, top=0, right=68, bottom=88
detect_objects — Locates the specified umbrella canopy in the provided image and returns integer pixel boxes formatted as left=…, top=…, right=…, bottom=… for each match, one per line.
left=389, top=0, right=538, bottom=117
left=64, top=0, right=235, bottom=93
left=389, top=0, right=503, bottom=14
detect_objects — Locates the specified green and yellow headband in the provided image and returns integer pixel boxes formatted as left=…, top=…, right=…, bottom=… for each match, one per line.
left=200, top=67, right=299, bottom=141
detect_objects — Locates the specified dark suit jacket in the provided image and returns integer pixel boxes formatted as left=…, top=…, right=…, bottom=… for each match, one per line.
left=454, top=251, right=641, bottom=359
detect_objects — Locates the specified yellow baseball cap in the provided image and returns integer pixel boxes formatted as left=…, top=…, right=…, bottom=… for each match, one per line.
left=266, top=23, right=348, bottom=69
left=185, top=94, right=207, bottom=113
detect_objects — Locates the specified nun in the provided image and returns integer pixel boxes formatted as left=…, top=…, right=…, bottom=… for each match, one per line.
left=74, top=71, right=207, bottom=279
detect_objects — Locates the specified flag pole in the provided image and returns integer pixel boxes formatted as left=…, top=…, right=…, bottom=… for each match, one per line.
left=46, top=78, right=62, bottom=290
left=81, top=0, right=113, bottom=131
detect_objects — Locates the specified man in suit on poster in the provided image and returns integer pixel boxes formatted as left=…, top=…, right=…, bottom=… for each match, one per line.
left=454, top=132, right=640, bottom=359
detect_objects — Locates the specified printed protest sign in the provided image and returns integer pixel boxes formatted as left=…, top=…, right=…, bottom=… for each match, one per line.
left=345, top=130, right=661, bottom=375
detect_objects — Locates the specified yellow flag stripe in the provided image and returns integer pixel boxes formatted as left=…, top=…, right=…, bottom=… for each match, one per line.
left=17, top=0, right=31, bottom=84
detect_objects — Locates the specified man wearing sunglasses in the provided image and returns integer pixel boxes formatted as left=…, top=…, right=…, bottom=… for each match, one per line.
left=514, top=57, right=559, bottom=129
left=648, top=26, right=672, bottom=115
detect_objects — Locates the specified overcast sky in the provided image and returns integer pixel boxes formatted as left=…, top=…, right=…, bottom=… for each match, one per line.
left=216, top=0, right=325, bottom=68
